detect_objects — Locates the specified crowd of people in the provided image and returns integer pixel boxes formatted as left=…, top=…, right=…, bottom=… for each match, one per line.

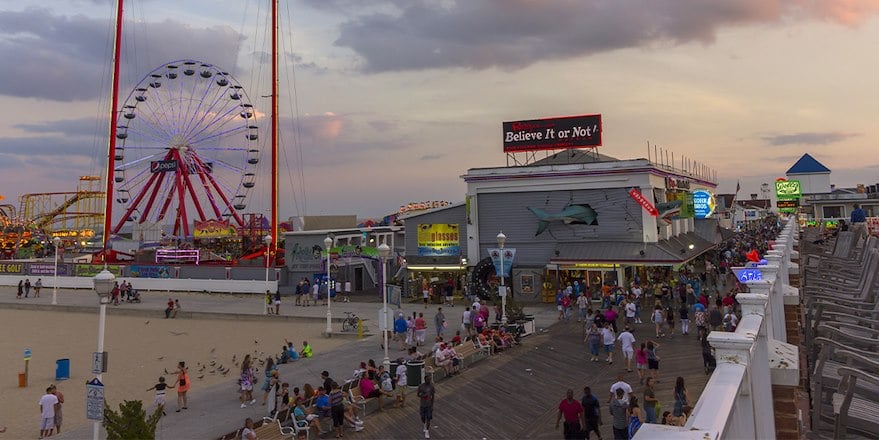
left=555, top=216, right=782, bottom=439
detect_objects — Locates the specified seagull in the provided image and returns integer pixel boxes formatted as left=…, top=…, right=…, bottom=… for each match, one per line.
left=163, top=368, right=170, bottom=375
left=232, top=354, right=237, bottom=363
left=169, top=331, right=187, bottom=336
left=209, top=360, right=216, bottom=366
left=197, top=374, right=204, bottom=380
left=157, top=356, right=164, bottom=361
left=144, top=320, right=150, bottom=325
left=254, top=340, right=259, bottom=345
left=210, top=347, right=216, bottom=354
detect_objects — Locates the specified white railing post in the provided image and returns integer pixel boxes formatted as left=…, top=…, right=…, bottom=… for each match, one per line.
left=760, top=255, right=786, bottom=342
left=736, top=293, right=776, bottom=440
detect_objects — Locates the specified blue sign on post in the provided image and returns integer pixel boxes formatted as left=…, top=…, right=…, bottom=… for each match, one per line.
left=23, top=348, right=32, bottom=360
left=692, top=190, right=715, bottom=219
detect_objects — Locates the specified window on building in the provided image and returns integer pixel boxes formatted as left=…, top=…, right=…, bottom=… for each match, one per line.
left=863, top=205, right=875, bottom=217
left=822, top=206, right=843, bottom=218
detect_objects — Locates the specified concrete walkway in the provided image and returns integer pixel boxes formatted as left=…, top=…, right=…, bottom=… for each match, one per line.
left=0, top=287, right=558, bottom=439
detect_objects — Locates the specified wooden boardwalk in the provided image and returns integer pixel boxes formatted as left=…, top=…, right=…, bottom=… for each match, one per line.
left=355, top=317, right=712, bottom=439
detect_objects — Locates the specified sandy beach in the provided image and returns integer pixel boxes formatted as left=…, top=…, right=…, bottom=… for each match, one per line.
left=0, top=308, right=347, bottom=439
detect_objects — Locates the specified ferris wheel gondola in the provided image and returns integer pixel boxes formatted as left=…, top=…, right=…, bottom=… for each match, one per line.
left=110, top=59, right=260, bottom=238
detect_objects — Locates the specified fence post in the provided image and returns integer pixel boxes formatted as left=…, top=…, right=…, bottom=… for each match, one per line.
left=736, top=293, right=776, bottom=439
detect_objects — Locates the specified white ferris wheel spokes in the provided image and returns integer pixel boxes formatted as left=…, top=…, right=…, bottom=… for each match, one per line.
left=111, top=59, right=260, bottom=238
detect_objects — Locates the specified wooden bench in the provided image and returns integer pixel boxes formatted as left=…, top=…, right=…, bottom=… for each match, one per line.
left=253, top=419, right=294, bottom=440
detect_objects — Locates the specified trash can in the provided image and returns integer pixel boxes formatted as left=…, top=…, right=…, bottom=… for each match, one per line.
left=18, top=372, right=26, bottom=388
left=406, top=361, right=424, bottom=387
left=55, top=358, right=70, bottom=381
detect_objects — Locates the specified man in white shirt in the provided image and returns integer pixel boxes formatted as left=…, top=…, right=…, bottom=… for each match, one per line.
left=624, top=300, right=637, bottom=327
left=462, top=308, right=472, bottom=337
left=395, top=362, right=408, bottom=407
left=601, top=323, right=616, bottom=364
left=608, top=375, right=633, bottom=405
left=617, top=326, right=636, bottom=372
left=576, top=293, right=589, bottom=323
left=39, top=386, right=59, bottom=438
left=472, top=298, right=481, bottom=311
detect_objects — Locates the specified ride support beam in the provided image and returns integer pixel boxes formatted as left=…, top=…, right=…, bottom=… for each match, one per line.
left=112, top=168, right=161, bottom=234
left=102, top=0, right=125, bottom=249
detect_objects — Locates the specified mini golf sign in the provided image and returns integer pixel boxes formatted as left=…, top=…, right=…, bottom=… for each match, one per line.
left=775, top=179, right=802, bottom=198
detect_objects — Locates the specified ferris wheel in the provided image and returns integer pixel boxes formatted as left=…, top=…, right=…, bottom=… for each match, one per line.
left=110, top=59, right=260, bottom=238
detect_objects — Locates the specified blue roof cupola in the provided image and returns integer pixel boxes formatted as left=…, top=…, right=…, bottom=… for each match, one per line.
left=786, top=153, right=830, bottom=175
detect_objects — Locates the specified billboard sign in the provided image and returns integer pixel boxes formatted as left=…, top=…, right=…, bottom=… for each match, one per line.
left=692, top=190, right=715, bottom=219
left=502, top=114, right=602, bottom=153
left=193, top=219, right=236, bottom=238
left=416, top=224, right=461, bottom=256
left=775, top=179, right=802, bottom=199
left=29, top=263, right=70, bottom=276
left=150, top=160, right=178, bottom=173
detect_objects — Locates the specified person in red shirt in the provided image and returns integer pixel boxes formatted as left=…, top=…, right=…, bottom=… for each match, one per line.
left=721, top=293, right=735, bottom=314
left=698, top=293, right=709, bottom=309
left=556, top=389, right=585, bottom=439
left=414, top=313, right=427, bottom=347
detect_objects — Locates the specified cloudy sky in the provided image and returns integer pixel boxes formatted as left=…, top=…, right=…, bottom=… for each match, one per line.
left=2, top=0, right=879, bottom=222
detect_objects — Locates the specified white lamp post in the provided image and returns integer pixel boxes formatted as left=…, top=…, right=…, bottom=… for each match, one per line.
left=52, top=236, right=61, bottom=305
left=92, top=265, right=115, bottom=440
left=264, top=234, right=272, bottom=315
left=497, top=231, right=507, bottom=324
left=324, top=236, right=333, bottom=334
left=378, top=243, right=391, bottom=369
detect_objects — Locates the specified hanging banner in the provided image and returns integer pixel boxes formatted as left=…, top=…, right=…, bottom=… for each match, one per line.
left=489, top=248, right=516, bottom=277
left=628, top=188, right=658, bottom=216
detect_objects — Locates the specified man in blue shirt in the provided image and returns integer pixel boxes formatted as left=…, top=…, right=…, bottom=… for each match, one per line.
left=314, top=387, right=331, bottom=418
left=851, top=204, right=867, bottom=238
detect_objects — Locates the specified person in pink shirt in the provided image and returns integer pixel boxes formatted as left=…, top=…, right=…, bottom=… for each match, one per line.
left=604, top=307, right=619, bottom=333
left=635, top=343, right=649, bottom=384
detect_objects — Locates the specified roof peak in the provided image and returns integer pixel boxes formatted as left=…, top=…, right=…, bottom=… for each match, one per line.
left=786, top=153, right=830, bottom=175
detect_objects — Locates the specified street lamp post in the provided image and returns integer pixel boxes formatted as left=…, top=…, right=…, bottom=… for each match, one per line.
left=92, top=265, right=115, bottom=440
left=52, top=236, right=61, bottom=305
left=264, top=235, right=272, bottom=315
left=378, top=243, right=391, bottom=369
left=324, top=236, right=333, bottom=334
left=497, top=231, right=507, bottom=324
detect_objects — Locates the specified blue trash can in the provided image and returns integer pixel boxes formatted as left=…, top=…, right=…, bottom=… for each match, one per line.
left=55, top=358, right=70, bottom=381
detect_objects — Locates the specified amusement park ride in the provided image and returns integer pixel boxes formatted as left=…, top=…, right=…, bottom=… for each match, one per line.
left=2, top=0, right=288, bottom=266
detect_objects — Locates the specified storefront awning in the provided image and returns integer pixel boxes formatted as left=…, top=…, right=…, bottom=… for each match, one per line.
left=551, top=232, right=716, bottom=266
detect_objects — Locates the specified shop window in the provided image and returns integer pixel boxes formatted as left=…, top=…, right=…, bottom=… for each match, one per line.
left=822, top=206, right=843, bottom=218
left=863, top=205, right=876, bottom=217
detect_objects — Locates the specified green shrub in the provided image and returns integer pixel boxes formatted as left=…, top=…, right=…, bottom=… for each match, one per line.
left=103, top=400, right=162, bottom=440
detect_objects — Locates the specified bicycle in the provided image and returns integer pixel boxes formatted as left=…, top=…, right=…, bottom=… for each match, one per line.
left=341, top=312, right=360, bottom=332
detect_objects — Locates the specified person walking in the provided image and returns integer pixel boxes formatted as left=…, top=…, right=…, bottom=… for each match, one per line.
left=416, top=374, right=436, bottom=439
left=556, top=388, right=585, bottom=440
left=415, top=312, right=427, bottom=347
left=651, top=306, right=664, bottom=337
left=273, top=290, right=282, bottom=315
left=394, top=312, right=409, bottom=350
left=673, top=376, right=691, bottom=417
left=665, top=305, right=675, bottom=337
left=239, top=355, right=255, bottom=408
left=261, top=358, right=278, bottom=406
left=679, top=304, right=690, bottom=336
left=642, top=377, right=658, bottom=424
left=851, top=203, right=867, bottom=237
left=601, top=322, right=615, bottom=364
left=172, top=361, right=190, bottom=412
left=609, top=388, right=629, bottom=440
left=17, top=279, right=23, bottom=299
left=627, top=396, right=643, bottom=438
left=617, top=326, right=636, bottom=372
left=581, top=386, right=602, bottom=440
left=577, top=292, right=589, bottom=323
left=635, top=343, right=648, bottom=384
left=646, top=341, right=661, bottom=382
left=265, top=291, right=274, bottom=315
left=34, top=278, right=42, bottom=298
left=586, top=323, right=602, bottom=362
left=394, top=360, right=407, bottom=407
left=434, top=308, right=446, bottom=339
left=24, top=278, right=31, bottom=297
left=146, top=376, right=173, bottom=416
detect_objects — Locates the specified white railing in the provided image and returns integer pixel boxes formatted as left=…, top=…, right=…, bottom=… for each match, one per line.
left=635, top=217, right=800, bottom=439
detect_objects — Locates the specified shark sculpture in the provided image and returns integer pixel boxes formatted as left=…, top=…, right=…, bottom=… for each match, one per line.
left=527, top=204, right=598, bottom=236
left=655, top=200, right=683, bottom=224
